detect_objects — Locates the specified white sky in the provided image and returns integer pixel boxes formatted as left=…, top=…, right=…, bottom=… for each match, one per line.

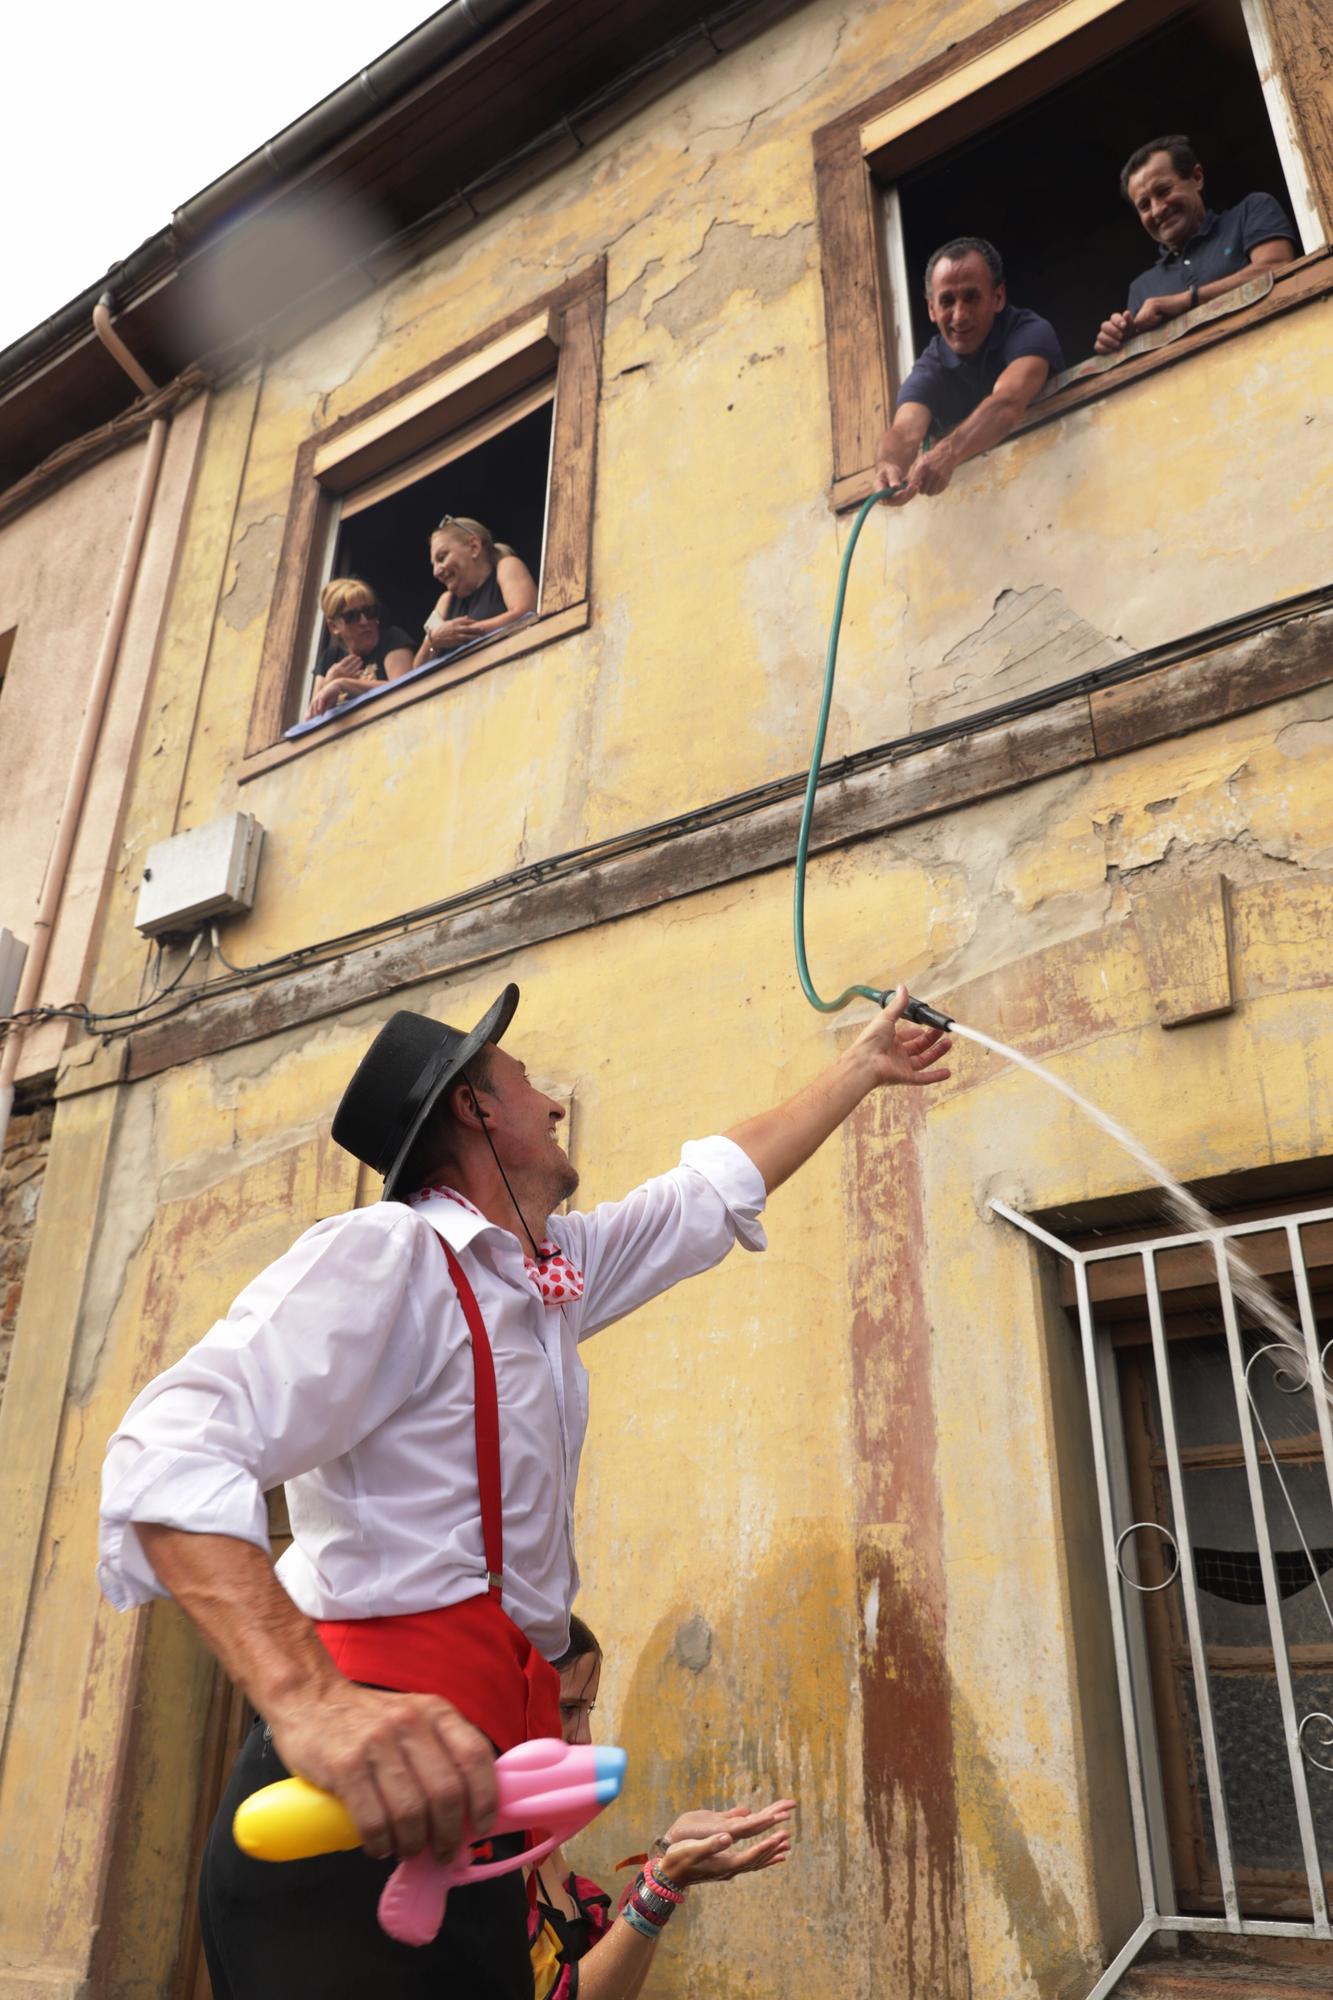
left=5, top=2, right=440, bottom=356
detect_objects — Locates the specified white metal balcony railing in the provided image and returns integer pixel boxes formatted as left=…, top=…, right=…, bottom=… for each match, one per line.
left=992, top=1199, right=1333, bottom=1997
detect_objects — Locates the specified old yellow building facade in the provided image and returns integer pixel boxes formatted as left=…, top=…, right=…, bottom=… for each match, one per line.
left=2, top=0, right=1332, bottom=1993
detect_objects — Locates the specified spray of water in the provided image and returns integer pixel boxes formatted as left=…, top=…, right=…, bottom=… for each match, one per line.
left=949, top=1019, right=1312, bottom=1371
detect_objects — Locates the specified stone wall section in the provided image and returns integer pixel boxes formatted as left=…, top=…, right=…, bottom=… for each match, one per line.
left=0, top=1093, right=53, bottom=1410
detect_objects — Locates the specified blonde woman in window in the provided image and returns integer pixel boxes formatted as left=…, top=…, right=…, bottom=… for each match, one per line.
left=416, top=517, right=537, bottom=665
left=307, top=578, right=416, bottom=719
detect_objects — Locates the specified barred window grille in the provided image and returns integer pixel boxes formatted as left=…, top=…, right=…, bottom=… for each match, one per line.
left=994, top=1197, right=1333, bottom=1996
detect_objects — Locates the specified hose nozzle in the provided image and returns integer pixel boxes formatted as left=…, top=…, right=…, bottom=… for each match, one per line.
left=895, top=993, right=955, bottom=1032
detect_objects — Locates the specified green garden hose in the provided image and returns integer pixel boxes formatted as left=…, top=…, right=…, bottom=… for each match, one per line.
left=793, top=487, right=953, bottom=1031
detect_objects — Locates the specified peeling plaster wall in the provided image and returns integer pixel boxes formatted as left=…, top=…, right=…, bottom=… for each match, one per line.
left=5, top=1, right=1333, bottom=1996
left=87, top=0, right=1333, bottom=989
left=0, top=1093, right=53, bottom=1411
left=10, top=755, right=1333, bottom=1993
left=0, top=396, right=209, bottom=1081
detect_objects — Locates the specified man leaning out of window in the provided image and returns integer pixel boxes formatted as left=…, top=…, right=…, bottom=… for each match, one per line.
left=1094, top=134, right=1297, bottom=357
left=874, top=236, right=1063, bottom=505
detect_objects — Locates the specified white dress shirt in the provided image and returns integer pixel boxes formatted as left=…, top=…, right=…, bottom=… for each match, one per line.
left=98, top=1136, right=766, bottom=1660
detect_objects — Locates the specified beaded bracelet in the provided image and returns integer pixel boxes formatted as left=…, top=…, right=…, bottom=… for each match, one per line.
left=621, top=1902, right=662, bottom=1943
left=643, top=1859, right=686, bottom=1905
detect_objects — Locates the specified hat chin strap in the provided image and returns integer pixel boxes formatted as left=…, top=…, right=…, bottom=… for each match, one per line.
left=470, top=1073, right=546, bottom=1264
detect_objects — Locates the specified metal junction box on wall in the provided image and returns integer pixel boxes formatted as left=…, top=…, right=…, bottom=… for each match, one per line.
left=134, top=813, right=266, bottom=938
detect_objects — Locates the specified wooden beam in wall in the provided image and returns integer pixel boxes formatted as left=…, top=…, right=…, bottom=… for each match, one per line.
left=68, top=596, right=1333, bottom=1089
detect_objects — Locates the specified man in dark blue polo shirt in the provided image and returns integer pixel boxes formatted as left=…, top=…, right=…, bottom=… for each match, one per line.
left=874, top=236, right=1063, bottom=506
left=1095, top=135, right=1297, bottom=356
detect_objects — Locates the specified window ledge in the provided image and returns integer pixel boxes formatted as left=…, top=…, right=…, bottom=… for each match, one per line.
left=236, top=600, right=589, bottom=783
left=1119, top=1949, right=1333, bottom=1997
left=828, top=247, right=1333, bottom=513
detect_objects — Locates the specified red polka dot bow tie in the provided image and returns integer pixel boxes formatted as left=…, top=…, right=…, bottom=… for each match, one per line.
left=522, top=1242, right=584, bottom=1305
left=413, top=1185, right=585, bottom=1307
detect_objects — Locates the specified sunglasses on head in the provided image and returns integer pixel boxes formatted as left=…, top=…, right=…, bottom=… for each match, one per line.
left=334, top=602, right=380, bottom=623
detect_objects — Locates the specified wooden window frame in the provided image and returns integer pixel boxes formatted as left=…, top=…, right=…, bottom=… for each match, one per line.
left=242, top=260, right=605, bottom=765
left=813, top=0, right=1333, bottom=504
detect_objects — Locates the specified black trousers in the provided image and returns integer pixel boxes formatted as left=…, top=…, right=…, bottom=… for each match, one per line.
left=200, top=1716, right=532, bottom=2000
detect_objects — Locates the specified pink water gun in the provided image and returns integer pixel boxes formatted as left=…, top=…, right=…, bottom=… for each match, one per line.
left=232, top=1737, right=628, bottom=1946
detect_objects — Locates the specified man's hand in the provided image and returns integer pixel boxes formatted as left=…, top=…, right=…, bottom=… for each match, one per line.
left=134, top=1526, right=498, bottom=1867
left=908, top=437, right=959, bottom=498
left=267, top=1679, right=499, bottom=1864
left=655, top=1800, right=795, bottom=1887
left=1130, top=290, right=1190, bottom=334
left=875, top=404, right=931, bottom=507
left=1094, top=310, right=1134, bottom=356
left=874, top=459, right=913, bottom=507
left=724, top=986, right=951, bottom=1193
left=848, top=983, right=953, bottom=1089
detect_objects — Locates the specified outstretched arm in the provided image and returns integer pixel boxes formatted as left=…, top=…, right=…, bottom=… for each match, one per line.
left=875, top=401, right=932, bottom=502
left=567, top=1800, right=794, bottom=2000
left=905, top=354, right=1050, bottom=498
left=726, top=986, right=951, bottom=1194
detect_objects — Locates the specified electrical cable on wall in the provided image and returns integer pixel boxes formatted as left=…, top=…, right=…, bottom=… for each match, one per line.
left=2, top=576, right=1324, bottom=1048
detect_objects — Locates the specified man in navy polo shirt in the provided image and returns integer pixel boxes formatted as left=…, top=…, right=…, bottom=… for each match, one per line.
left=1095, top=135, right=1296, bottom=356
left=874, top=236, right=1063, bottom=506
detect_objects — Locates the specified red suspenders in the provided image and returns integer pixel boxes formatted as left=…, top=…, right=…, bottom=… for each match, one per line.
left=438, top=1236, right=504, bottom=1601
left=315, top=1230, right=561, bottom=1751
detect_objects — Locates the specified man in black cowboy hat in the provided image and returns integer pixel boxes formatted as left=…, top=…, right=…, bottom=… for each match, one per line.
left=98, top=983, right=950, bottom=1997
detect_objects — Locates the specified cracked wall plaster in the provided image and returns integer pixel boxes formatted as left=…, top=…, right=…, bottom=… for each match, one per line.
left=69, top=1082, right=161, bottom=1405
left=673, top=1614, right=715, bottom=1673
left=641, top=219, right=814, bottom=346
left=911, top=586, right=1133, bottom=730
left=219, top=514, right=284, bottom=632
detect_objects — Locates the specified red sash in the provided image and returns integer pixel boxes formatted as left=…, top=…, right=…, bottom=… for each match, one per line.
left=316, top=1235, right=560, bottom=1750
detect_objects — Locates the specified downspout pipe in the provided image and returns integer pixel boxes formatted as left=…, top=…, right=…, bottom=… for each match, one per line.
left=0, top=298, right=169, bottom=1145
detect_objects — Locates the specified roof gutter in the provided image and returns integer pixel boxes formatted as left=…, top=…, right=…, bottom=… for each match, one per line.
left=171, top=0, right=525, bottom=246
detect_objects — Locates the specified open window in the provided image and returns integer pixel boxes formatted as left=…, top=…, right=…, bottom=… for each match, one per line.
left=244, top=262, right=604, bottom=767
left=327, top=393, right=552, bottom=657
left=814, top=0, right=1332, bottom=497
left=882, top=0, right=1318, bottom=375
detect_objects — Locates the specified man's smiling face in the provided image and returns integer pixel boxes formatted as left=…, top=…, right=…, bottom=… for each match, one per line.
left=1126, top=152, right=1207, bottom=250
left=926, top=251, right=1005, bottom=356
left=473, top=1044, right=579, bottom=1211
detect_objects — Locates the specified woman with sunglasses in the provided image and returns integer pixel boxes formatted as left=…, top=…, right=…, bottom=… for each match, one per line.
left=307, top=578, right=416, bottom=719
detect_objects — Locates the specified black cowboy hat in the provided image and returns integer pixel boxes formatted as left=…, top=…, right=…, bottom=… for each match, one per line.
left=332, top=984, right=519, bottom=1202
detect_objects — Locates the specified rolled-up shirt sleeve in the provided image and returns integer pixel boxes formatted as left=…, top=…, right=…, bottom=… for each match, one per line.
left=98, top=1205, right=429, bottom=1610
left=555, top=1135, right=767, bottom=1340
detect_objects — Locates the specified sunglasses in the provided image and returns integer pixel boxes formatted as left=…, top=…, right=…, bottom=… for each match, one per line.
left=334, top=603, right=380, bottom=624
